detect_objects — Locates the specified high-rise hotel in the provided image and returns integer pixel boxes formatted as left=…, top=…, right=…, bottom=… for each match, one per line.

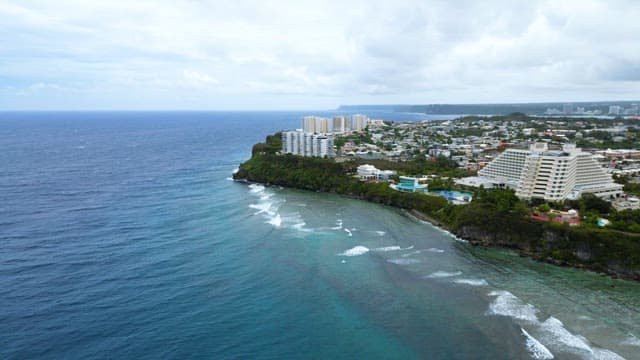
left=281, top=130, right=334, bottom=158
left=459, top=143, right=623, bottom=201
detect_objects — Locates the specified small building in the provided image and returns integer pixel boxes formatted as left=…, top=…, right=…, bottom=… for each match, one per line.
left=612, top=196, right=640, bottom=211
left=530, top=209, right=581, bottom=226
left=356, top=164, right=396, bottom=181
left=455, top=176, right=510, bottom=189
left=391, top=176, right=428, bottom=193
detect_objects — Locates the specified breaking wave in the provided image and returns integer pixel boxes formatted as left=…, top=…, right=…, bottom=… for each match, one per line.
left=487, top=290, right=539, bottom=322
left=486, top=292, right=625, bottom=359
left=539, top=317, right=594, bottom=354
left=621, top=334, right=640, bottom=347
left=387, top=258, right=420, bottom=265
left=374, top=245, right=402, bottom=252
left=268, top=213, right=282, bottom=227
left=339, top=246, right=370, bottom=257
left=402, top=250, right=422, bottom=257
left=454, top=278, right=488, bottom=286
left=426, top=270, right=462, bottom=278
left=522, top=328, right=554, bottom=359
left=249, top=183, right=265, bottom=193
left=247, top=184, right=309, bottom=231
left=373, top=245, right=413, bottom=252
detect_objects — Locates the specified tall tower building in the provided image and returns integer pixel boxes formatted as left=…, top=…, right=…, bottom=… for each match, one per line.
left=351, top=114, right=369, bottom=132
left=303, top=116, right=317, bottom=133
left=332, top=116, right=348, bottom=133
left=315, top=117, right=331, bottom=133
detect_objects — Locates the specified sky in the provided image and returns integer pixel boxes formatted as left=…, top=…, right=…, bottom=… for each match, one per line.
left=1, top=0, right=640, bottom=110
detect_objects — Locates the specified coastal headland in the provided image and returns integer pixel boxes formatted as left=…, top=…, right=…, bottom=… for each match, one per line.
left=234, top=132, right=640, bottom=282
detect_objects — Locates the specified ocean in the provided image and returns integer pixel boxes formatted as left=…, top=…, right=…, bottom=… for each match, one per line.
left=1, top=111, right=639, bottom=359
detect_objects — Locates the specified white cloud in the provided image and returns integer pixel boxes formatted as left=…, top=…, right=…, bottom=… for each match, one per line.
left=182, top=70, right=218, bottom=87
left=1, top=0, right=640, bottom=109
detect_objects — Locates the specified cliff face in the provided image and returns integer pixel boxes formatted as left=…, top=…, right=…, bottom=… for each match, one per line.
left=455, top=224, right=640, bottom=281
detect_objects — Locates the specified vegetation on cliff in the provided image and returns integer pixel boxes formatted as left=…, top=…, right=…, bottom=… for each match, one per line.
left=234, top=134, right=640, bottom=280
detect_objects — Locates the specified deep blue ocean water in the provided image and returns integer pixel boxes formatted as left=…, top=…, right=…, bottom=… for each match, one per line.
left=2, top=111, right=640, bottom=359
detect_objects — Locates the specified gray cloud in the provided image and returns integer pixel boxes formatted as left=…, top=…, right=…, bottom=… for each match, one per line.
left=1, top=0, right=639, bottom=110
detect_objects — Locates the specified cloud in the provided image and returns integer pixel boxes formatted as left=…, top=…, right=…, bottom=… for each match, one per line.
left=1, top=0, right=640, bottom=109
left=182, top=70, right=218, bottom=87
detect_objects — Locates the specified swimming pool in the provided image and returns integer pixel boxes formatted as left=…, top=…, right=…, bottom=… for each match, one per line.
left=428, top=190, right=473, bottom=203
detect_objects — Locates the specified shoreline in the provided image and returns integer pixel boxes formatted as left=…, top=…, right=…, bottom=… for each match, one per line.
left=234, top=177, right=639, bottom=282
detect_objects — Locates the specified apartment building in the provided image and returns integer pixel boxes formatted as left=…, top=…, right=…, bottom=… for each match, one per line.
left=281, top=130, right=335, bottom=158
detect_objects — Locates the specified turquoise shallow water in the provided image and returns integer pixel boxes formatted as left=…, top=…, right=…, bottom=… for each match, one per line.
left=1, top=111, right=639, bottom=359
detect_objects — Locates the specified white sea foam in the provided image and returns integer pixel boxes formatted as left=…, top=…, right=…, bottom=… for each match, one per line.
left=591, top=349, right=626, bottom=360
left=539, top=317, right=593, bottom=354
left=374, top=245, right=403, bottom=252
left=331, top=219, right=343, bottom=230
left=387, top=258, right=420, bottom=265
left=426, top=271, right=462, bottom=278
left=454, top=278, right=488, bottom=286
left=402, top=250, right=422, bottom=257
left=373, top=245, right=415, bottom=252
left=485, top=294, right=623, bottom=359
left=291, top=221, right=310, bottom=232
left=249, top=184, right=265, bottom=193
left=538, top=317, right=625, bottom=359
left=249, top=202, right=272, bottom=215
left=232, top=167, right=239, bottom=174
left=344, top=228, right=353, bottom=237
left=226, top=177, right=233, bottom=181
left=339, top=246, right=370, bottom=257
left=279, top=212, right=311, bottom=232
left=621, top=334, right=640, bottom=347
left=260, top=193, right=274, bottom=201
left=375, top=231, right=386, bottom=236
left=521, top=328, right=554, bottom=359
left=487, top=291, right=539, bottom=322
left=267, top=213, right=282, bottom=227
left=426, top=248, right=445, bottom=253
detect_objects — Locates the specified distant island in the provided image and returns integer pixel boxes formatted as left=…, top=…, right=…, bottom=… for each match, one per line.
left=234, top=113, right=640, bottom=281
left=338, top=101, right=640, bottom=117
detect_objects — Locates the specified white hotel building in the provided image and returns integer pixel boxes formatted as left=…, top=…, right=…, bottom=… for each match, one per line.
left=458, top=143, right=623, bottom=201
left=281, top=130, right=335, bottom=158
left=302, top=115, right=369, bottom=134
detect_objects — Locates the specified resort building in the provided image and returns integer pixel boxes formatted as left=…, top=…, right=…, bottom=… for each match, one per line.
left=356, top=164, right=396, bottom=181
left=460, top=143, right=623, bottom=201
left=281, top=130, right=335, bottom=158
left=391, top=176, right=428, bottom=193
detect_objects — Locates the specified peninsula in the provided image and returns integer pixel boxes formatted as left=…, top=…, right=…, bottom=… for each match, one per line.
left=234, top=113, right=640, bottom=281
